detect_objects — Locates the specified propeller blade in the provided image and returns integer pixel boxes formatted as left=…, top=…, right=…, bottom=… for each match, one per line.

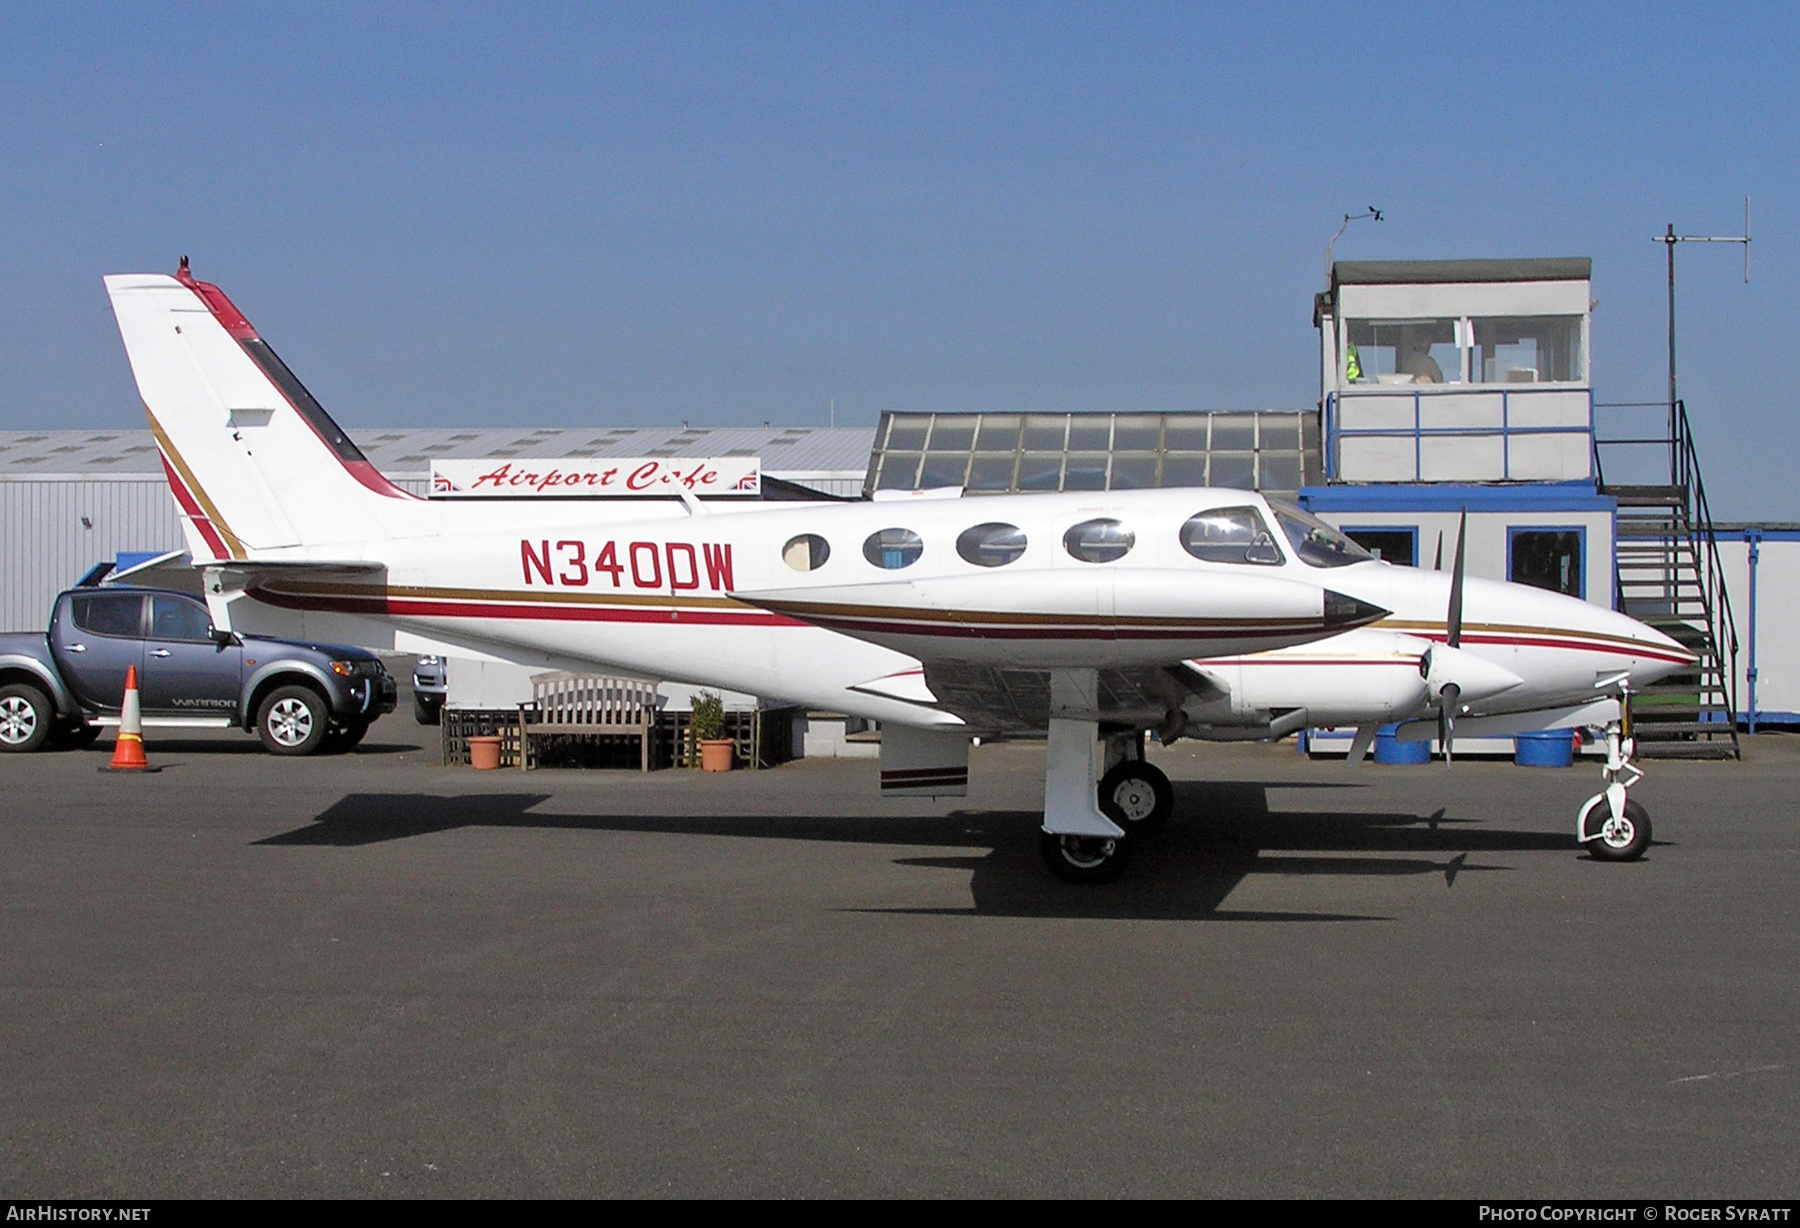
left=1438, top=681, right=1461, bottom=764
left=1347, top=723, right=1378, bottom=766
left=1446, top=510, right=1467, bottom=649
left=1433, top=532, right=1443, bottom=571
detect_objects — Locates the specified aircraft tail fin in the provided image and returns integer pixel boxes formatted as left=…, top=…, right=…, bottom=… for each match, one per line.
left=104, top=263, right=415, bottom=562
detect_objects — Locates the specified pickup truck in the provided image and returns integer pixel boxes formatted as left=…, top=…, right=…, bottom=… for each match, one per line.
left=0, top=586, right=396, bottom=755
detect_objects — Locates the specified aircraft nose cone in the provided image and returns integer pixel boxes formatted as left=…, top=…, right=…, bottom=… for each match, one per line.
left=1323, top=590, right=1390, bottom=630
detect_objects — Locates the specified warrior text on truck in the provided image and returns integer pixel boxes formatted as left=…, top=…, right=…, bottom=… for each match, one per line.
left=0, top=586, right=396, bottom=755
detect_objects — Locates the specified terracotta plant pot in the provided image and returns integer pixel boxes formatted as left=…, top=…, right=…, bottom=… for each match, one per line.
left=468, top=735, right=503, bottom=770
left=699, top=738, right=735, bottom=772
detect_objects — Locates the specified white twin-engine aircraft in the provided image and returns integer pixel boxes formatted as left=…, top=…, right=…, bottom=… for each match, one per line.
left=105, top=265, right=1693, bottom=882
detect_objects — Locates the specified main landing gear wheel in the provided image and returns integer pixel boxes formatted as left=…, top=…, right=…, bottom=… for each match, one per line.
left=1098, top=761, right=1174, bottom=833
left=1038, top=830, right=1134, bottom=884
left=1580, top=797, right=1650, bottom=862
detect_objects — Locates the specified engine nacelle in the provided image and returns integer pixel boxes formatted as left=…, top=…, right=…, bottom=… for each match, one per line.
left=1421, top=644, right=1523, bottom=711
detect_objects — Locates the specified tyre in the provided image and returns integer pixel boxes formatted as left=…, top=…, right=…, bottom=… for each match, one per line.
left=414, top=694, right=442, bottom=725
left=323, top=720, right=370, bottom=752
left=0, top=682, right=54, bottom=753
left=256, top=685, right=329, bottom=756
left=1038, top=829, right=1133, bottom=884
left=1580, top=797, right=1651, bottom=862
left=1098, top=761, right=1174, bottom=832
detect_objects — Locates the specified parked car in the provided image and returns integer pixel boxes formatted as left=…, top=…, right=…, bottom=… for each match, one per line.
left=412, top=654, right=447, bottom=724
left=0, top=586, right=395, bottom=755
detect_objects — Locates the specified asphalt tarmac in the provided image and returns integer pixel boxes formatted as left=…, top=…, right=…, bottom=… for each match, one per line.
left=2, top=720, right=1796, bottom=1199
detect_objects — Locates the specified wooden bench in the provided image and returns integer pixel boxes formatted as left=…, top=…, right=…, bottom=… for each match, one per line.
left=517, top=672, right=660, bottom=771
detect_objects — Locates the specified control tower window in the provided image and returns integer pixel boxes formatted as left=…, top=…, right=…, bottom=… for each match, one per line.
left=1472, top=316, right=1584, bottom=383
left=1345, top=318, right=1461, bottom=385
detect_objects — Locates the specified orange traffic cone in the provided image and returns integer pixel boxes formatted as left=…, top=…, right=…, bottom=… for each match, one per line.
left=102, top=665, right=160, bottom=773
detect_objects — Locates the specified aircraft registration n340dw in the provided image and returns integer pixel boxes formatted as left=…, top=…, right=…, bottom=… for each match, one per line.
left=103, top=264, right=1691, bottom=881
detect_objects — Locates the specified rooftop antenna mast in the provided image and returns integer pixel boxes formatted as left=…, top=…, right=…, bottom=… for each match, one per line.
left=1326, top=206, right=1383, bottom=284
left=1656, top=198, right=1750, bottom=479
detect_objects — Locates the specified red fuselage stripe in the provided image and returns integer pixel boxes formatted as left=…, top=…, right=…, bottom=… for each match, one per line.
left=252, top=587, right=805, bottom=627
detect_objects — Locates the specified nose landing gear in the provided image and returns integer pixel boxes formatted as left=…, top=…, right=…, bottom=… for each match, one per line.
left=1577, top=714, right=1650, bottom=861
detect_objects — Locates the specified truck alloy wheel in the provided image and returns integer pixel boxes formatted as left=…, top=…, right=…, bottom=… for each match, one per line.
left=0, top=683, right=53, bottom=753
left=256, top=685, right=329, bottom=756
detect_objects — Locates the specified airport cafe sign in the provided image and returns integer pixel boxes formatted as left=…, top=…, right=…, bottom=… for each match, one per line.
left=430, top=457, right=761, bottom=499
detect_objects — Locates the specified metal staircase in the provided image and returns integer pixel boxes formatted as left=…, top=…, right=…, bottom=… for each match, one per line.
left=1595, top=402, right=1739, bottom=759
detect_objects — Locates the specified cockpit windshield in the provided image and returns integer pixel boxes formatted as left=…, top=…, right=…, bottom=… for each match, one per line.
left=1267, top=500, right=1373, bottom=569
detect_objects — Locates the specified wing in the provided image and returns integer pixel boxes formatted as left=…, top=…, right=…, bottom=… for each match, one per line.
left=896, top=662, right=1219, bottom=737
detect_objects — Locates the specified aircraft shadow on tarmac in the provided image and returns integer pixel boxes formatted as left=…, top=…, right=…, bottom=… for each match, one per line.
left=261, top=779, right=1570, bottom=922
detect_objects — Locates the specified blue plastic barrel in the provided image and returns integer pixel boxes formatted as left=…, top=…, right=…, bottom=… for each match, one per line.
left=1514, top=730, right=1575, bottom=768
left=1373, top=724, right=1431, bottom=765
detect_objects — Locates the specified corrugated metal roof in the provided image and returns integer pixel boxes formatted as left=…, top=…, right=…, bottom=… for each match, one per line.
left=0, top=425, right=879, bottom=479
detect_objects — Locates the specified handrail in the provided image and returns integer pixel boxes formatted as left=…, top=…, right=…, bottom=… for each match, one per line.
left=1677, top=401, right=1739, bottom=725
left=1593, top=399, right=1739, bottom=737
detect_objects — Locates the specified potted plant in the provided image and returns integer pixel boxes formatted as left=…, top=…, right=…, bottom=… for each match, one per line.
left=692, top=691, right=734, bottom=772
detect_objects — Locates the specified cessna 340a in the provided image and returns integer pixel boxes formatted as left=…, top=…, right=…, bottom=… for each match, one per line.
left=105, top=264, right=1692, bottom=881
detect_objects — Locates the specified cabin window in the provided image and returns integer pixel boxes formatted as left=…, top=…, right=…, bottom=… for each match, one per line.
left=69, top=592, right=144, bottom=638
left=1343, top=527, right=1417, bottom=567
left=956, top=522, right=1028, bottom=568
left=1268, top=501, right=1373, bottom=568
left=1179, top=507, right=1284, bottom=566
left=1063, top=518, right=1134, bottom=564
left=863, top=528, right=924, bottom=570
left=1509, top=527, right=1584, bottom=598
left=149, top=595, right=214, bottom=642
left=782, top=534, right=830, bottom=572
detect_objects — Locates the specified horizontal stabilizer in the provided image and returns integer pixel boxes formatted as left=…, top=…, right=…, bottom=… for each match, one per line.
left=880, top=725, right=970, bottom=797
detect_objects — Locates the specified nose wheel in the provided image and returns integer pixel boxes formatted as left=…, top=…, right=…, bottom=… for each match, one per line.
left=1580, top=796, right=1650, bottom=861
left=1576, top=715, right=1650, bottom=862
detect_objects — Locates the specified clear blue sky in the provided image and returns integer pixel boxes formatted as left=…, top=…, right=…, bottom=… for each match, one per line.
left=2, top=2, right=1793, bottom=516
